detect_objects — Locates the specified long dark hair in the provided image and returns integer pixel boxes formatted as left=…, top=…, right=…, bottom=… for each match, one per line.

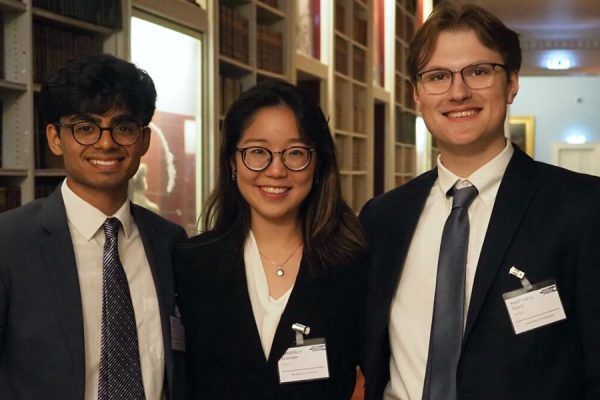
left=203, top=79, right=365, bottom=273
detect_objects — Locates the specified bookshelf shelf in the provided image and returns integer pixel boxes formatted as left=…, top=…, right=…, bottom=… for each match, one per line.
left=34, top=169, right=66, bottom=177
left=219, top=56, right=253, bottom=76
left=0, top=0, right=25, bottom=12
left=256, top=1, right=285, bottom=23
left=32, top=8, right=115, bottom=35
left=0, top=168, right=27, bottom=176
left=0, top=80, right=27, bottom=92
left=256, top=68, right=285, bottom=80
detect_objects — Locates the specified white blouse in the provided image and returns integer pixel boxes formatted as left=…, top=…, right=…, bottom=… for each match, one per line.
left=244, top=231, right=294, bottom=359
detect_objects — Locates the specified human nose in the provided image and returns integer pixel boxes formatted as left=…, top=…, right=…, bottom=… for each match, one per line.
left=448, top=71, right=471, bottom=100
left=95, top=127, right=118, bottom=148
left=264, top=151, right=287, bottom=177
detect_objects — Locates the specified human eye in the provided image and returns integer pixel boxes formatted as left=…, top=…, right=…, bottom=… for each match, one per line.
left=423, top=70, right=451, bottom=82
left=467, top=64, right=493, bottom=77
left=286, top=147, right=308, bottom=157
left=114, top=123, right=137, bottom=134
left=247, top=147, right=268, bottom=156
left=73, top=122, right=97, bottom=135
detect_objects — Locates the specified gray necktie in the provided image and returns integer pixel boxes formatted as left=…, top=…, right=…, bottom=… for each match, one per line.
left=422, top=185, right=478, bottom=400
left=98, top=217, right=146, bottom=400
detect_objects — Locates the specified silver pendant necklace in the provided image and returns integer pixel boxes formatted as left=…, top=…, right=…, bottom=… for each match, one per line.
left=259, top=242, right=303, bottom=277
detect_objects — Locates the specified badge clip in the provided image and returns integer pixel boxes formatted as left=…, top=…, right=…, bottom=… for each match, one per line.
left=509, top=266, right=533, bottom=291
left=292, top=323, right=310, bottom=345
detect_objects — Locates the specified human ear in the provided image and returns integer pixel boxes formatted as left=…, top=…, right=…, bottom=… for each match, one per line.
left=46, top=124, right=64, bottom=156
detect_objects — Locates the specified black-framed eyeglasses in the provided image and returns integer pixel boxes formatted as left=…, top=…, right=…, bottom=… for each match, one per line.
left=416, top=63, right=507, bottom=95
left=236, top=146, right=315, bottom=171
left=55, top=121, right=146, bottom=146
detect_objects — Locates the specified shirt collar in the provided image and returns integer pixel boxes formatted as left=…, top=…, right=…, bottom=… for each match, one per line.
left=61, top=180, right=133, bottom=240
left=436, top=140, right=514, bottom=205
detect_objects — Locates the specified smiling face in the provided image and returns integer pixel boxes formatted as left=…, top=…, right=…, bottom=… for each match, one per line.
left=414, top=29, right=519, bottom=169
left=234, top=105, right=316, bottom=228
left=47, top=107, right=150, bottom=211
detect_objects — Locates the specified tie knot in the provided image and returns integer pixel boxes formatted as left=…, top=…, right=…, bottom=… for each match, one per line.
left=103, top=217, right=121, bottom=240
left=450, top=185, right=478, bottom=209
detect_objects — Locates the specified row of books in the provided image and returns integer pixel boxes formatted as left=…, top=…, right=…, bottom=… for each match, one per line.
left=0, top=22, right=4, bottom=79
left=396, top=9, right=416, bottom=42
left=395, top=144, right=416, bottom=173
left=335, top=4, right=345, bottom=34
left=220, top=76, right=244, bottom=116
left=396, top=110, right=416, bottom=144
left=32, top=0, right=121, bottom=28
left=219, top=5, right=249, bottom=64
left=0, top=186, right=21, bottom=213
left=33, top=22, right=103, bottom=84
left=257, top=25, right=283, bottom=74
left=34, top=96, right=65, bottom=169
left=395, top=78, right=415, bottom=110
left=353, top=47, right=366, bottom=81
left=335, top=36, right=348, bottom=75
left=353, top=16, right=367, bottom=46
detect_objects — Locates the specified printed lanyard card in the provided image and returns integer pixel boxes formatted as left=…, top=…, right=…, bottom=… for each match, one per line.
left=278, top=338, right=329, bottom=384
left=503, top=279, right=566, bottom=334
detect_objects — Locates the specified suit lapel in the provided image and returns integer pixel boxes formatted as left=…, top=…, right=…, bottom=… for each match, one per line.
left=39, top=188, right=85, bottom=396
left=268, top=259, right=328, bottom=364
left=464, top=148, right=538, bottom=343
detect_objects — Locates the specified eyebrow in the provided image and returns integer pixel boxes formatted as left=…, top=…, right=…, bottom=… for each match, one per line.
left=67, top=113, right=137, bottom=124
left=240, top=138, right=307, bottom=146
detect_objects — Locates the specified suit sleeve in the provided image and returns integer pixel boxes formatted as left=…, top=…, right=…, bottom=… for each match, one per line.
left=0, top=265, right=6, bottom=358
left=577, top=187, right=600, bottom=397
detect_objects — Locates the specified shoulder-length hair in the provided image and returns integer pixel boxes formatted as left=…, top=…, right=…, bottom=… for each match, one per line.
left=203, top=79, right=365, bottom=273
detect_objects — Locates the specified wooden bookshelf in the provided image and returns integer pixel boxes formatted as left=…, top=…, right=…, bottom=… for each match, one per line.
left=1, top=0, right=424, bottom=216
left=392, top=0, right=418, bottom=188
left=330, top=0, right=372, bottom=213
left=216, top=0, right=292, bottom=120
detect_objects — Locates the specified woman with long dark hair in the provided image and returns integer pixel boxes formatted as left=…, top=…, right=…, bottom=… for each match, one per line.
left=175, top=79, right=366, bottom=399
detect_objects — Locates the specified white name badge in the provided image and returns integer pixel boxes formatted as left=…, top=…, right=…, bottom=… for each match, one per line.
left=503, top=280, right=566, bottom=334
left=278, top=339, right=330, bottom=384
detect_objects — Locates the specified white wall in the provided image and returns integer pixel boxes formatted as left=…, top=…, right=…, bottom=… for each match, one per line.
left=510, top=76, right=600, bottom=164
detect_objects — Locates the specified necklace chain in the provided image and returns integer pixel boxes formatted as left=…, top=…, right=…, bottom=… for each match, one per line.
left=259, top=242, right=303, bottom=277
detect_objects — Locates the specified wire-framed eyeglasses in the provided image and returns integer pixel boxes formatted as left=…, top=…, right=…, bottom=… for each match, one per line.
left=416, top=63, right=507, bottom=95
left=55, top=121, right=146, bottom=146
left=236, top=146, right=315, bottom=171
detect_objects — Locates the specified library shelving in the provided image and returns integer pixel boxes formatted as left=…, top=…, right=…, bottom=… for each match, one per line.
left=1, top=0, right=424, bottom=218
left=0, top=0, right=126, bottom=211
left=330, top=0, right=372, bottom=213
left=216, top=0, right=292, bottom=121
left=393, top=0, right=418, bottom=188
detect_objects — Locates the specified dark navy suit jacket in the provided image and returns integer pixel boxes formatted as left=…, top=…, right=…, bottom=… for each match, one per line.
left=174, top=230, right=366, bottom=399
left=359, top=146, right=600, bottom=399
left=0, top=187, right=187, bottom=400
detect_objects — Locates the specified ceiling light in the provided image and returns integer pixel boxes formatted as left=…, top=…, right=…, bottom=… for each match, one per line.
left=546, top=56, right=571, bottom=70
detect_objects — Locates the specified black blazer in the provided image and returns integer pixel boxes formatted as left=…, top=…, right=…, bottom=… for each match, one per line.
left=359, top=146, right=600, bottom=400
left=0, top=187, right=187, bottom=400
left=174, top=230, right=365, bottom=399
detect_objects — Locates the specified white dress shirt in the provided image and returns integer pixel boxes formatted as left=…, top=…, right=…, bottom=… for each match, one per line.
left=384, top=141, right=514, bottom=400
left=61, top=181, right=165, bottom=400
left=244, top=231, right=293, bottom=359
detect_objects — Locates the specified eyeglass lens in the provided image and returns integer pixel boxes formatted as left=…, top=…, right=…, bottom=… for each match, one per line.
left=241, top=146, right=312, bottom=171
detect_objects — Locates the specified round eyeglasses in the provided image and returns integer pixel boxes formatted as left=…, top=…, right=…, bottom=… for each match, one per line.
left=55, top=121, right=145, bottom=146
left=236, top=146, right=315, bottom=171
left=416, top=63, right=507, bottom=95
